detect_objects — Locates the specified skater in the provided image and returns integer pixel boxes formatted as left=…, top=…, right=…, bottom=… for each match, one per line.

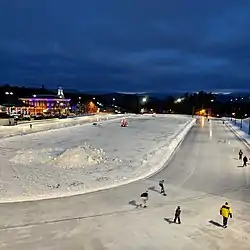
left=159, top=180, right=166, bottom=195
left=140, top=191, right=149, bottom=208
left=174, top=206, right=181, bottom=224
left=243, top=156, right=248, bottom=167
left=239, top=150, right=243, bottom=160
left=30, top=124, right=32, bottom=129
left=220, top=202, right=232, bottom=228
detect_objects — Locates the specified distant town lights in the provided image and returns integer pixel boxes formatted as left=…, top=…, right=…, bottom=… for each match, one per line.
left=5, top=92, right=13, bottom=95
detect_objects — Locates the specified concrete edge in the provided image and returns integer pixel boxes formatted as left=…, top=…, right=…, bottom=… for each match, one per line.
left=0, top=116, right=196, bottom=204
left=145, top=118, right=196, bottom=179
left=224, top=120, right=250, bottom=149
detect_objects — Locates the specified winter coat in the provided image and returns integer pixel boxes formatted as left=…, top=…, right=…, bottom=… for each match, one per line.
left=220, top=204, right=232, bottom=218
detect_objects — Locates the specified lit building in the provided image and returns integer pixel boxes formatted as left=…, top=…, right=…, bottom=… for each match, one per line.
left=19, top=87, right=71, bottom=115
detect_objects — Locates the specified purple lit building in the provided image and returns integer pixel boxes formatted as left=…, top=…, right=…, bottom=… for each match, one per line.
left=19, top=87, right=71, bottom=115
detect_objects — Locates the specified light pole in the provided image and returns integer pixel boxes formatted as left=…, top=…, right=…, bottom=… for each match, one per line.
left=141, top=97, right=147, bottom=113
left=5, top=91, right=13, bottom=114
left=248, top=118, right=250, bottom=135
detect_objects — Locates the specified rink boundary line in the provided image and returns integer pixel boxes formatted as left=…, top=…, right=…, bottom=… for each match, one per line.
left=0, top=115, right=195, bottom=204
left=224, top=120, right=250, bottom=149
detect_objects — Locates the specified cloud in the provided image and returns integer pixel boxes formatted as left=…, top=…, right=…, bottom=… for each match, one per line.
left=0, top=0, right=250, bottom=91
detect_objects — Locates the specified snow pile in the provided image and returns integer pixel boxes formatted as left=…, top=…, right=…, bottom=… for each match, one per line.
left=52, top=144, right=107, bottom=169
left=224, top=117, right=250, bottom=147
left=10, top=148, right=65, bottom=165
left=10, top=144, right=119, bottom=169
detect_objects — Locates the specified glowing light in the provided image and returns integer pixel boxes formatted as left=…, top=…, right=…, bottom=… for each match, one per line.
left=20, top=98, right=71, bottom=102
left=174, top=97, right=185, bottom=104
left=201, top=116, right=205, bottom=128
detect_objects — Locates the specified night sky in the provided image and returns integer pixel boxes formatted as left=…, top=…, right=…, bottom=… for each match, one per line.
left=0, top=1, right=250, bottom=93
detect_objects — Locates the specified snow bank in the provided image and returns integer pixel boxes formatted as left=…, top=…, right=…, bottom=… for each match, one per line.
left=0, top=114, right=130, bottom=139
left=0, top=115, right=196, bottom=203
left=224, top=117, right=250, bottom=148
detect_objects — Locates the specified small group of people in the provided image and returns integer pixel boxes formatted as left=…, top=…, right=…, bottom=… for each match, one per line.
left=140, top=180, right=233, bottom=228
left=140, top=180, right=181, bottom=224
left=239, top=149, right=248, bottom=167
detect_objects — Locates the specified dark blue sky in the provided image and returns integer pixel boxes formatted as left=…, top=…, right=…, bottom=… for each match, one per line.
left=0, top=1, right=250, bottom=92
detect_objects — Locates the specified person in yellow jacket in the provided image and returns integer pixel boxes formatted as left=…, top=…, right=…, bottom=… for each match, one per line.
left=220, top=202, right=232, bottom=228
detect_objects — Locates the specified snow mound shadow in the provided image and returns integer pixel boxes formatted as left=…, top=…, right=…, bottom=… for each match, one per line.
left=9, top=143, right=116, bottom=169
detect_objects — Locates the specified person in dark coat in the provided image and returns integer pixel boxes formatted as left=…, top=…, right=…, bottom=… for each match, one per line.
left=243, top=156, right=248, bottom=167
left=239, top=150, right=243, bottom=160
left=140, top=191, right=149, bottom=208
left=159, top=180, right=166, bottom=195
left=174, top=206, right=181, bottom=224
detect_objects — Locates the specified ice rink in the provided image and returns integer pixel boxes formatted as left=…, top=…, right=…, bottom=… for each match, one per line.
left=1, top=117, right=250, bottom=250
left=0, top=114, right=192, bottom=201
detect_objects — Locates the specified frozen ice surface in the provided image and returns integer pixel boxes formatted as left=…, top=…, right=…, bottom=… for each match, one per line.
left=0, top=114, right=194, bottom=201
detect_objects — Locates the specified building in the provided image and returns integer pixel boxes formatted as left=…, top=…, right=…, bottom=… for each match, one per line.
left=19, top=87, right=71, bottom=115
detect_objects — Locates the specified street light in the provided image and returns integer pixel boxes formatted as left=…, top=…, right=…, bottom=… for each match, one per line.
left=142, top=97, right=147, bottom=103
left=112, top=98, right=115, bottom=101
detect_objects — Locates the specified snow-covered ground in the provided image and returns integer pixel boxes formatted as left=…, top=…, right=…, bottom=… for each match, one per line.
left=0, top=114, right=128, bottom=139
left=0, top=114, right=194, bottom=202
left=224, top=117, right=250, bottom=146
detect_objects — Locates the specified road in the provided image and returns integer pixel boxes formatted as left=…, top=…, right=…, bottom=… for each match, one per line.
left=1, top=117, right=250, bottom=250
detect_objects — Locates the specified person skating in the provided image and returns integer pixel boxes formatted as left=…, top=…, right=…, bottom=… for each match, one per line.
left=220, top=202, right=232, bottom=228
left=159, top=180, right=166, bottom=195
left=243, top=156, right=248, bottom=167
left=174, top=206, right=181, bottom=224
left=140, top=191, right=149, bottom=208
left=239, top=150, right=243, bottom=160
